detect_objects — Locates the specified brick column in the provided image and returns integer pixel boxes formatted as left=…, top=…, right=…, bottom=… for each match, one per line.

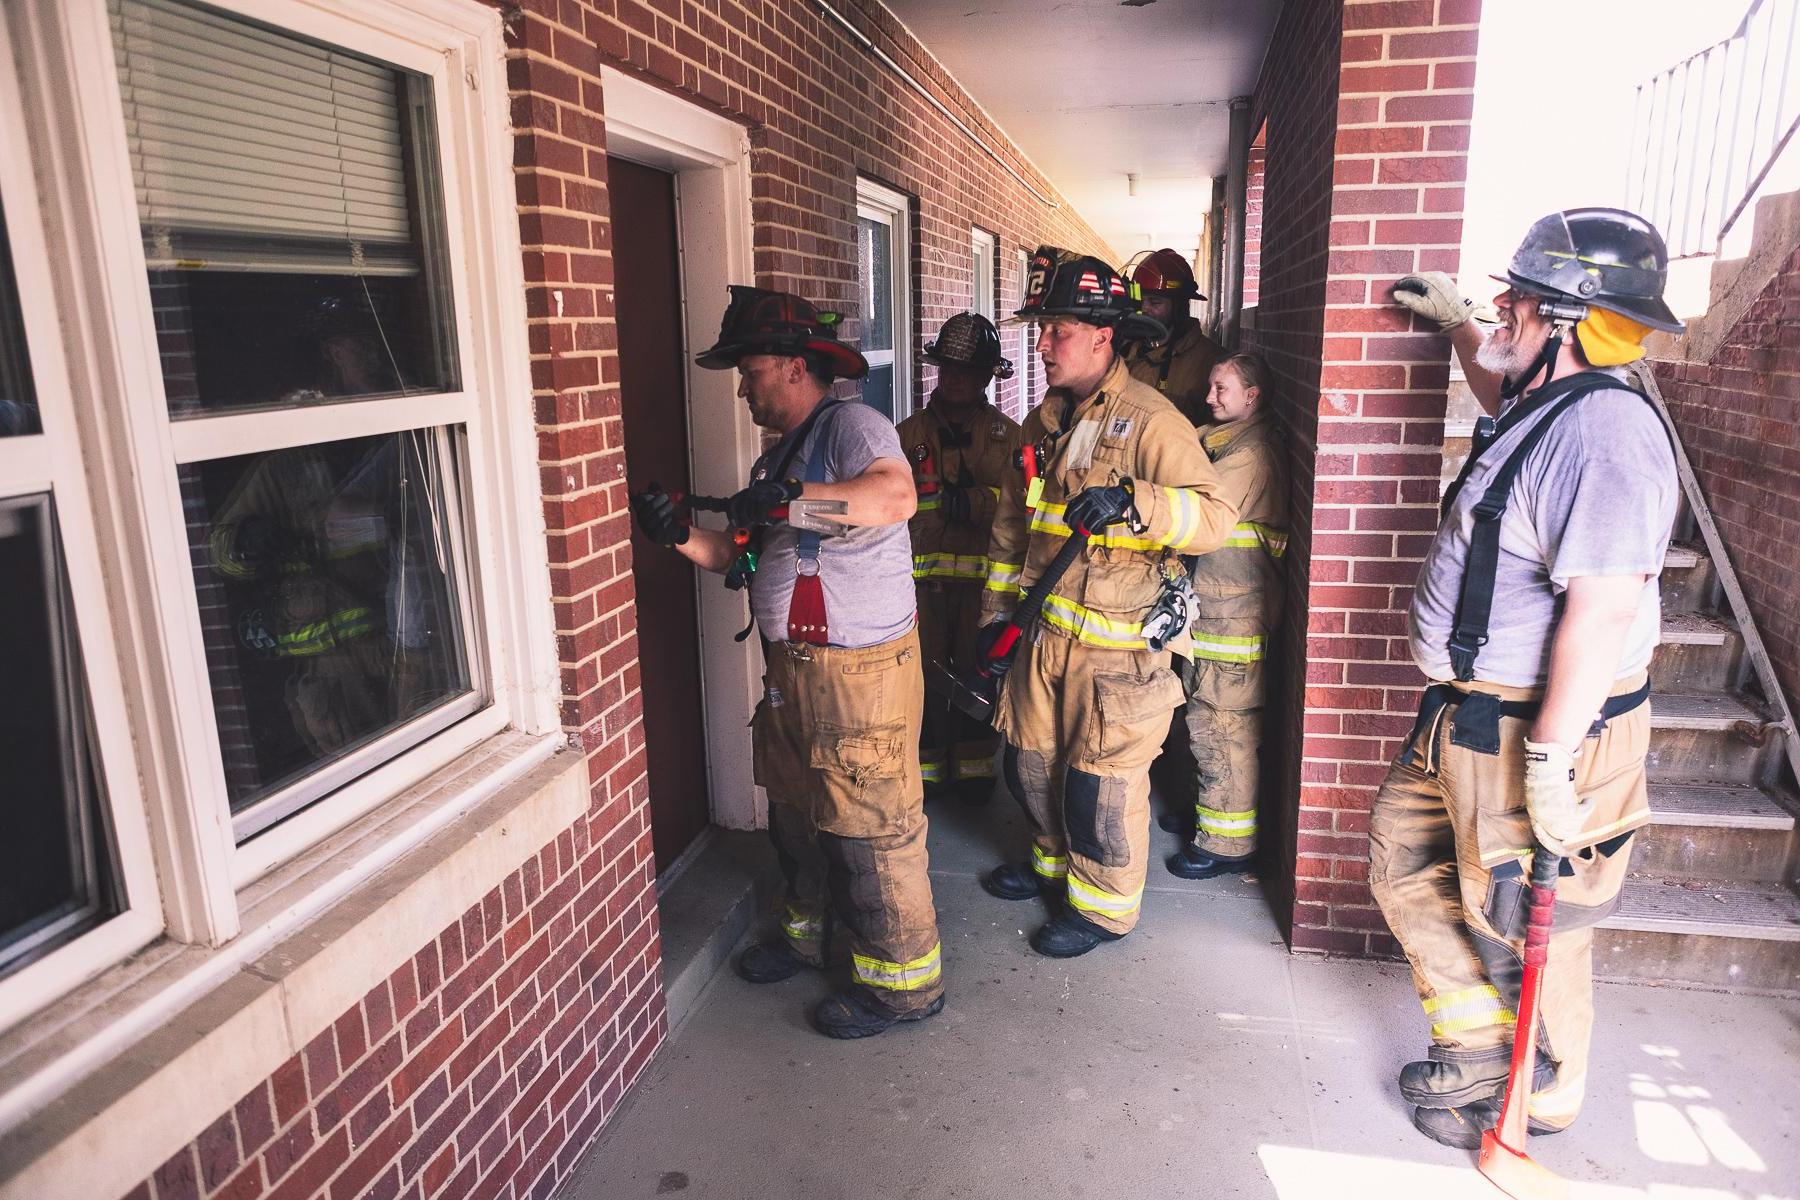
left=1292, top=0, right=1481, bottom=955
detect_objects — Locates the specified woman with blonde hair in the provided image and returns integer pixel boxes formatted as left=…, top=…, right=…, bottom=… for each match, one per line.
left=1166, top=352, right=1289, bottom=879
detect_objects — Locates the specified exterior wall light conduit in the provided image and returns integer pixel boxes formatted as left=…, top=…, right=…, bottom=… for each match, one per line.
left=812, top=0, right=1062, bottom=210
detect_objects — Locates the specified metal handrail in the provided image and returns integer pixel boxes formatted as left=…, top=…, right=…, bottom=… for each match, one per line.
left=1626, top=0, right=1800, bottom=258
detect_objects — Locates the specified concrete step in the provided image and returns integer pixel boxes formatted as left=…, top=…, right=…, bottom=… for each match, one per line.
left=1646, top=690, right=1786, bottom=786
left=1652, top=611, right=1745, bottom=692
left=1659, top=542, right=1718, bottom=615
left=1633, top=782, right=1799, bottom=883
left=1597, top=877, right=1800, bottom=991
left=653, top=829, right=779, bottom=1034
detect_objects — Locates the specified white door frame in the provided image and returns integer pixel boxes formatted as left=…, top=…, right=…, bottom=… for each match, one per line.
left=600, top=68, right=762, bottom=830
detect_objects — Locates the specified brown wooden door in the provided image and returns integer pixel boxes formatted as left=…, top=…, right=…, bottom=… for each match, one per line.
left=609, top=155, right=711, bottom=874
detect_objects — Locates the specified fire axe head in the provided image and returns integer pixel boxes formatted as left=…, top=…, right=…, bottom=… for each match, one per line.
left=925, top=661, right=997, bottom=724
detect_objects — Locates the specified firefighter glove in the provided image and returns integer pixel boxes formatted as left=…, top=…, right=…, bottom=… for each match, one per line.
left=1065, top=483, right=1134, bottom=533
left=975, top=620, right=1016, bottom=677
left=1522, top=738, right=1589, bottom=856
left=727, top=478, right=802, bottom=530
left=629, top=486, right=688, bottom=547
left=1392, top=271, right=1474, bottom=332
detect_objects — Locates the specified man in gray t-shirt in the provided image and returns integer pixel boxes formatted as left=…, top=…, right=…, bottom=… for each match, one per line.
left=1370, top=210, right=1686, bottom=1152
left=629, top=286, right=943, bottom=1043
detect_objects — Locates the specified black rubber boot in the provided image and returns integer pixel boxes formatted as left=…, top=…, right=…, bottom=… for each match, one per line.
left=1411, top=1098, right=1564, bottom=1150
left=1156, top=810, right=1188, bottom=835
left=1029, top=910, right=1124, bottom=959
left=1400, top=1047, right=1555, bottom=1108
left=735, top=940, right=811, bottom=984
left=811, top=990, right=945, bottom=1039
left=981, top=862, right=1046, bottom=901
left=1166, top=844, right=1253, bottom=880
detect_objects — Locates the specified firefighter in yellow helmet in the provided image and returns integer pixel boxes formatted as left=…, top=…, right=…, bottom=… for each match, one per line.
left=1124, top=248, right=1226, bottom=427
left=977, top=247, right=1238, bottom=957
left=1376, top=209, right=1684, bottom=1147
left=1162, top=352, right=1289, bottom=881
left=897, top=313, right=1023, bottom=799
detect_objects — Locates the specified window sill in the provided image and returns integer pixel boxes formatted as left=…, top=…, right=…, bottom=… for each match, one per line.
left=0, top=729, right=583, bottom=1200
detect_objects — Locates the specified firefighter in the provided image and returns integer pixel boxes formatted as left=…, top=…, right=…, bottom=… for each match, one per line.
left=897, top=313, right=1023, bottom=800
left=629, top=286, right=945, bottom=1039
left=1375, top=210, right=1684, bottom=1146
left=1164, top=352, right=1288, bottom=880
left=1123, top=248, right=1226, bottom=427
left=978, top=247, right=1238, bottom=958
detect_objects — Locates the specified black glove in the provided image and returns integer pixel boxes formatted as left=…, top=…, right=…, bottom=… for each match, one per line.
left=975, top=619, right=1017, bottom=678
left=941, top=483, right=972, bottom=525
left=629, top=486, right=688, bottom=547
left=727, top=478, right=802, bottom=530
left=1065, top=483, right=1134, bottom=533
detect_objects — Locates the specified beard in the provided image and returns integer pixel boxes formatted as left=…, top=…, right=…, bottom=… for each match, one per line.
left=1475, top=323, right=1546, bottom=378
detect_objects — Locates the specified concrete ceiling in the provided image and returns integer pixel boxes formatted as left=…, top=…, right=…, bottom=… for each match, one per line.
left=883, top=0, right=1282, bottom=261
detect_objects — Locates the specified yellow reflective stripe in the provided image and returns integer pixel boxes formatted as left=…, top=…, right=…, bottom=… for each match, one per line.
left=1031, top=845, right=1069, bottom=880
left=1221, top=520, right=1288, bottom=558
left=1161, top=485, right=1199, bottom=548
left=1028, top=499, right=1158, bottom=551
left=1066, top=875, right=1143, bottom=918
left=985, top=559, right=1024, bottom=595
left=914, top=553, right=990, bottom=581
left=987, top=486, right=1001, bottom=499
left=1196, top=806, right=1256, bottom=837
left=920, top=759, right=946, bottom=783
left=782, top=906, right=825, bottom=941
left=1040, top=596, right=1151, bottom=650
left=1423, top=984, right=1516, bottom=1038
left=852, top=943, right=943, bottom=991
left=917, top=495, right=941, bottom=511
left=277, top=607, right=373, bottom=657
left=1190, top=632, right=1266, bottom=663
left=956, top=754, right=996, bottom=778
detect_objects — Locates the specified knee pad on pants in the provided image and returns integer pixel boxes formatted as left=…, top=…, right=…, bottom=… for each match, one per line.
left=1064, top=766, right=1129, bottom=867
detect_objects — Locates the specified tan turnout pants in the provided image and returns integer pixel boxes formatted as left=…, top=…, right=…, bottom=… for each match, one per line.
left=753, top=630, right=945, bottom=1015
left=994, top=628, right=1187, bottom=936
left=916, top=580, right=999, bottom=784
left=1182, top=658, right=1264, bottom=860
left=1369, top=673, right=1650, bottom=1129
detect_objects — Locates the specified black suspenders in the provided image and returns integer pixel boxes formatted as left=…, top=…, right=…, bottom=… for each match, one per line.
left=1443, top=372, right=1651, bottom=682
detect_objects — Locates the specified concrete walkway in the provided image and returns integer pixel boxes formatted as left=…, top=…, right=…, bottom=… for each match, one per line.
left=566, top=796, right=1800, bottom=1200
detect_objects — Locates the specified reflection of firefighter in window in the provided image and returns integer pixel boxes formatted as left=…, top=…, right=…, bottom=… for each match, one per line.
left=209, top=447, right=397, bottom=756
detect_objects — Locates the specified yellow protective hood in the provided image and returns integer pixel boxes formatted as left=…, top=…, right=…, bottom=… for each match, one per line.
left=1574, top=304, right=1655, bottom=367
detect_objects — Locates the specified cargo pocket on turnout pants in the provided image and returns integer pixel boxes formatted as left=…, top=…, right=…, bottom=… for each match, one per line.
left=1086, top=668, right=1187, bottom=773
left=810, top=720, right=909, bottom=838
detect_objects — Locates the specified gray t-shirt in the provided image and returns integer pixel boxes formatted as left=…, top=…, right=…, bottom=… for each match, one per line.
left=748, top=400, right=917, bottom=648
left=1409, top=373, right=1677, bottom=688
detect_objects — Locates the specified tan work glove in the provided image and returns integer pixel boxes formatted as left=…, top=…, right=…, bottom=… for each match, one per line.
left=1522, top=739, right=1590, bottom=856
left=1392, top=271, right=1475, bottom=331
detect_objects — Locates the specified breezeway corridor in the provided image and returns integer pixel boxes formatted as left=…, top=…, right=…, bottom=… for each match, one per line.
left=565, top=800, right=1800, bottom=1200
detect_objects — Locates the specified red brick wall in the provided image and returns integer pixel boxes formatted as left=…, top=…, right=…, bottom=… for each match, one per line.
left=1243, top=142, right=1266, bottom=309
left=1246, top=0, right=1480, bottom=954
left=113, top=4, right=1112, bottom=1200
left=1654, top=247, right=1800, bottom=713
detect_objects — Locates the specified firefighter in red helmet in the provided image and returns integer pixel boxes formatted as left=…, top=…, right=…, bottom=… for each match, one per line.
left=1124, top=248, right=1226, bottom=427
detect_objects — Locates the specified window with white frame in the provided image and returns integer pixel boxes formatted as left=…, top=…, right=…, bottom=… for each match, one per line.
left=855, top=178, right=912, bottom=421
left=0, top=0, right=547, bottom=1031
left=971, top=228, right=996, bottom=322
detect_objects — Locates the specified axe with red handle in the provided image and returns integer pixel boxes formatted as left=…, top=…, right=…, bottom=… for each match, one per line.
left=1477, top=844, right=1569, bottom=1200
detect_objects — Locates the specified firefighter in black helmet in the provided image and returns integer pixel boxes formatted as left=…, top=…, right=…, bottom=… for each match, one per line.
left=897, top=313, right=1022, bottom=799
left=977, top=247, right=1238, bottom=958
left=1376, top=209, right=1685, bottom=1147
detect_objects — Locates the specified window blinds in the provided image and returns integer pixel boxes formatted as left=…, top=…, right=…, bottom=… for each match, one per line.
left=111, top=0, right=417, bottom=272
